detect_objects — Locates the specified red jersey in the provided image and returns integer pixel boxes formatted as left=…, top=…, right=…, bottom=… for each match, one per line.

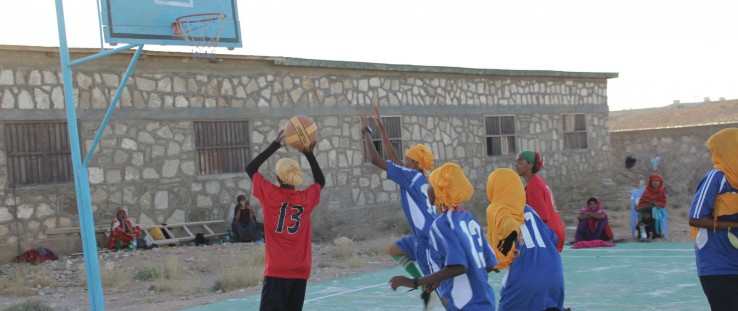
left=525, top=174, right=565, bottom=252
left=252, top=173, right=322, bottom=279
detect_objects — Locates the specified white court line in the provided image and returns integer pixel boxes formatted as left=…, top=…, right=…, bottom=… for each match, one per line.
left=304, top=283, right=387, bottom=303
left=565, top=248, right=692, bottom=252
left=565, top=255, right=693, bottom=258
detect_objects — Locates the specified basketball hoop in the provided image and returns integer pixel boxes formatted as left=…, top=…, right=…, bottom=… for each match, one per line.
left=172, top=13, right=228, bottom=62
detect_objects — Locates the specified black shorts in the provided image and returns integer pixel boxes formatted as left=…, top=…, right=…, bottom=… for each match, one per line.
left=259, top=276, right=308, bottom=311
left=699, top=274, right=738, bottom=311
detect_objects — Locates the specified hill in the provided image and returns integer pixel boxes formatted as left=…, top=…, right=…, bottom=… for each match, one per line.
left=610, top=99, right=738, bottom=131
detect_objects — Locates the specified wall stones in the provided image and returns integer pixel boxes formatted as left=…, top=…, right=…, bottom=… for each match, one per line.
left=0, top=48, right=614, bottom=256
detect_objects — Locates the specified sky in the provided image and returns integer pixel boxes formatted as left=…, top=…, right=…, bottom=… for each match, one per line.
left=2, top=0, right=737, bottom=111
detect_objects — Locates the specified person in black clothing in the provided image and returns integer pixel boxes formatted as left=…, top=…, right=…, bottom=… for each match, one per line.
left=231, top=194, right=263, bottom=242
left=637, top=206, right=656, bottom=241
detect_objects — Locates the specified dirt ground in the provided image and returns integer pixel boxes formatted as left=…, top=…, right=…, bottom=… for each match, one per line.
left=0, top=214, right=692, bottom=311
left=0, top=237, right=397, bottom=311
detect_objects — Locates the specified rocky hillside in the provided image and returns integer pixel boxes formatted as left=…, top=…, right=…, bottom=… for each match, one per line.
left=610, top=99, right=738, bottom=131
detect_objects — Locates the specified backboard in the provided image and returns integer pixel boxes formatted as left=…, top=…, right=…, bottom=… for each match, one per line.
left=99, top=0, right=242, bottom=49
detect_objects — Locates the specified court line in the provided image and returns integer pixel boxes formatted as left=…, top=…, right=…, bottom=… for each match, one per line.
left=304, top=283, right=387, bottom=303
left=565, top=255, right=693, bottom=258
left=564, top=248, right=693, bottom=252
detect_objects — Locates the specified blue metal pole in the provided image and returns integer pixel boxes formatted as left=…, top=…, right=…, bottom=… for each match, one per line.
left=69, top=43, right=139, bottom=67
left=54, top=0, right=105, bottom=310
left=83, top=45, right=143, bottom=167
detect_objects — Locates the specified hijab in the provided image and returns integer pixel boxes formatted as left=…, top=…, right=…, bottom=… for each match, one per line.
left=428, top=163, right=473, bottom=211
left=637, top=173, right=666, bottom=210
left=405, top=144, right=435, bottom=173
left=275, top=158, right=303, bottom=186
left=485, top=168, right=526, bottom=270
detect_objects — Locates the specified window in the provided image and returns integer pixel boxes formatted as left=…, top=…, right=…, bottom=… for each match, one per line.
left=485, top=116, right=516, bottom=156
left=365, top=116, right=403, bottom=161
left=4, top=121, right=74, bottom=186
left=562, top=114, right=588, bottom=149
left=194, top=120, right=251, bottom=175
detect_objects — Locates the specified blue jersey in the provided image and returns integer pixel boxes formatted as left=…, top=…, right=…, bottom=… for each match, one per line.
left=689, top=169, right=738, bottom=276
left=386, top=161, right=437, bottom=243
left=429, top=210, right=497, bottom=311
left=498, top=205, right=564, bottom=311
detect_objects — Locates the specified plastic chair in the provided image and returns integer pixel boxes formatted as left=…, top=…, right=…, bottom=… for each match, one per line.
left=630, top=188, right=644, bottom=239
left=630, top=188, right=668, bottom=239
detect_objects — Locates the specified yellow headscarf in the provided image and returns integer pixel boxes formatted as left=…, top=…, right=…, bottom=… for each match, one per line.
left=485, top=168, right=526, bottom=270
left=405, top=144, right=435, bottom=173
left=275, top=158, right=303, bottom=186
left=428, top=163, right=473, bottom=211
left=707, top=128, right=738, bottom=218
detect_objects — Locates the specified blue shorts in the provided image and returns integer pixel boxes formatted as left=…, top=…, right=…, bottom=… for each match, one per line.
left=395, top=235, right=440, bottom=276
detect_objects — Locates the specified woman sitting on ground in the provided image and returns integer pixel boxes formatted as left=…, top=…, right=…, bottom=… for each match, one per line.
left=106, top=208, right=141, bottom=249
left=574, top=197, right=614, bottom=242
left=231, top=194, right=262, bottom=242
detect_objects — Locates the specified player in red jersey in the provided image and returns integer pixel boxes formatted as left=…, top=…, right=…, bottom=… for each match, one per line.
left=246, top=129, right=324, bottom=311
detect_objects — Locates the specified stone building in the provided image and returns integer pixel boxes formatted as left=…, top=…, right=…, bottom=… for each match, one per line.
left=0, top=45, right=617, bottom=260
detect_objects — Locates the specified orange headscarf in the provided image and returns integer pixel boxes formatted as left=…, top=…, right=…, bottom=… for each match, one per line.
left=428, top=163, right=473, bottom=211
left=405, top=144, right=435, bottom=173
left=708, top=128, right=738, bottom=218
left=485, top=168, right=526, bottom=270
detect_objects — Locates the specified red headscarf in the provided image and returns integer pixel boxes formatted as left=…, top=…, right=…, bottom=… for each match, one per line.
left=579, top=196, right=608, bottom=232
left=637, top=173, right=666, bottom=210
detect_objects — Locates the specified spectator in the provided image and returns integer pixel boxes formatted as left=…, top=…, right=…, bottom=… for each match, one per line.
left=231, top=194, right=263, bottom=243
left=637, top=173, right=667, bottom=237
left=574, top=196, right=614, bottom=242
left=106, top=208, right=141, bottom=250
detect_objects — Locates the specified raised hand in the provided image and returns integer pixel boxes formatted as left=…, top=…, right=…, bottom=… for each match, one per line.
left=274, top=129, right=285, bottom=147
left=372, top=104, right=383, bottom=125
left=302, top=138, right=317, bottom=154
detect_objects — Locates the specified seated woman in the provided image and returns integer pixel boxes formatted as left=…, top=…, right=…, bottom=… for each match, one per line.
left=637, top=173, right=667, bottom=237
left=231, top=194, right=262, bottom=242
left=106, top=208, right=141, bottom=249
left=574, top=197, right=614, bottom=242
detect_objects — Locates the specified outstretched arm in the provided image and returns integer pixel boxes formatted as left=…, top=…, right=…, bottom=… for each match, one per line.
left=246, top=129, right=284, bottom=178
left=689, top=217, right=738, bottom=230
left=302, top=140, right=325, bottom=188
left=361, top=114, right=387, bottom=171
left=389, top=265, right=466, bottom=292
left=373, top=105, right=401, bottom=165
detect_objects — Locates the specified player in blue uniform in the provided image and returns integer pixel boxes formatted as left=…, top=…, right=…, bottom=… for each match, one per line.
left=390, top=162, right=497, bottom=311
left=688, top=128, right=738, bottom=310
left=486, top=168, right=565, bottom=311
left=361, top=108, right=440, bottom=307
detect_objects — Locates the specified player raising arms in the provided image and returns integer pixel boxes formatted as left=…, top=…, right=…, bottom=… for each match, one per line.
left=390, top=162, right=497, bottom=310
left=486, top=168, right=565, bottom=311
left=245, top=129, right=324, bottom=311
left=361, top=106, right=441, bottom=306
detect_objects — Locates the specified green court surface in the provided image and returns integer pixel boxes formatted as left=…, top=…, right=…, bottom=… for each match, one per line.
left=185, top=242, right=709, bottom=311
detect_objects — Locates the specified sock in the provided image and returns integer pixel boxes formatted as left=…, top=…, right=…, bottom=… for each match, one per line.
left=393, top=255, right=422, bottom=279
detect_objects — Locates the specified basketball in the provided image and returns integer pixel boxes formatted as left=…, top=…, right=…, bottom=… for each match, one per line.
left=284, top=115, right=318, bottom=150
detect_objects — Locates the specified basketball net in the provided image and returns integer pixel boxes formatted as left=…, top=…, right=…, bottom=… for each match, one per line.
left=172, top=13, right=227, bottom=62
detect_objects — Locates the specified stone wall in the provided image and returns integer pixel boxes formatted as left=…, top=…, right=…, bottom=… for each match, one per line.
left=0, top=46, right=615, bottom=260
left=609, top=122, right=738, bottom=215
